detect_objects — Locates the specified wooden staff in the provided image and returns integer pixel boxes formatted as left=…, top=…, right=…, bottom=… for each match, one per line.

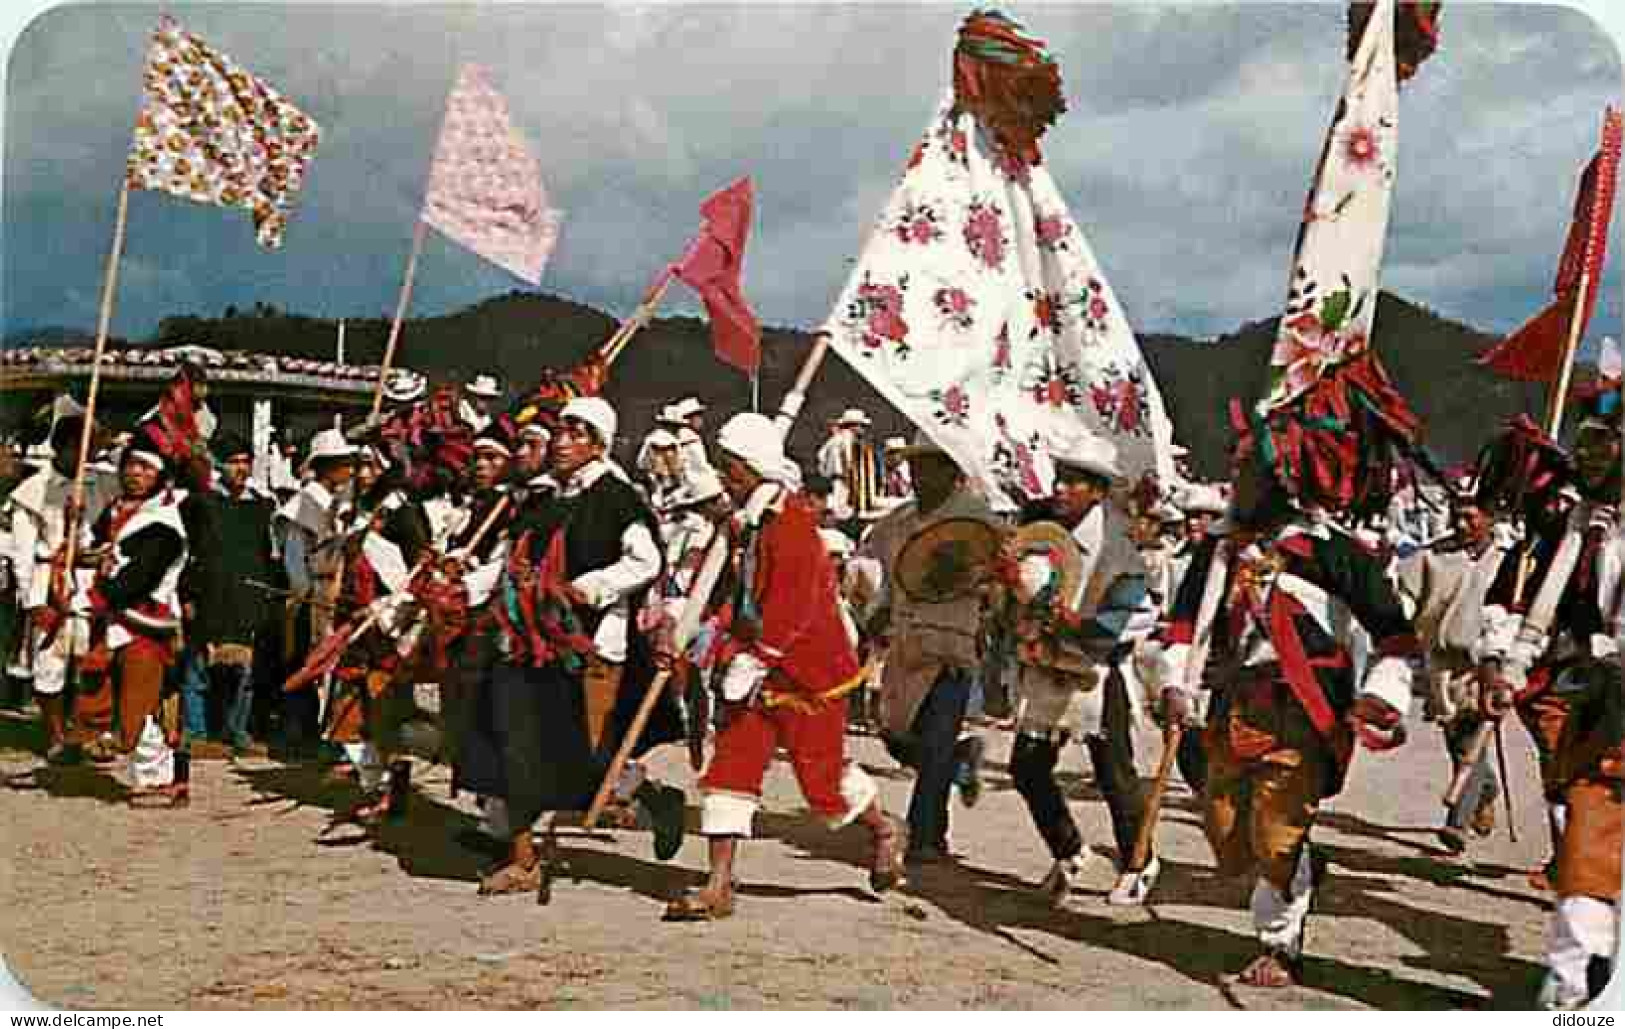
left=1127, top=536, right=1232, bottom=874
left=1442, top=719, right=1495, bottom=809
left=58, top=181, right=132, bottom=593
left=283, top=492, right=512, bottom=692
left=369, top=219, right=429, bottom=421
left=1129, top=725, right=1182, bottom=874
left=1493, top=719, right=1518, bottom=843
left=583, top=331, right=838, bottom=828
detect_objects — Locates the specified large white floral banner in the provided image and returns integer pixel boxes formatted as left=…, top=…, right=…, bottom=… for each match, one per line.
left=822, top=93, right=1174, bottom=508
left=1264, top=0, right=1399, bottom=410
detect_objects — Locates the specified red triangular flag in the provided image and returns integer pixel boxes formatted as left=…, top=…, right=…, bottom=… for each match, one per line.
left=1478, top=295, right=1574, bottom=382
left=1554, top=107, right=1622, bottom=338
left=1482, top=108, right=1621, bottom=383
left=673, top=177, right=761, bottom=375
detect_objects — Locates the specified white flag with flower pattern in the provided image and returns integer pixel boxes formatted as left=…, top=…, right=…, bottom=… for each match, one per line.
left=1263, top=0, right=1399, bottom=411
left=821, top=93, right=1174, bottom=508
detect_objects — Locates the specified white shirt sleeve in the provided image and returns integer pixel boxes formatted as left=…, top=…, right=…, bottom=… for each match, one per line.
left=463, top=541, right=508, bottom=608
left=571, top=522, right=661, bottom=610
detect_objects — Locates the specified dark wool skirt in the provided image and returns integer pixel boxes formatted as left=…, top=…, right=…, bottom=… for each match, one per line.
left=454, top=652, right=683, bottom=830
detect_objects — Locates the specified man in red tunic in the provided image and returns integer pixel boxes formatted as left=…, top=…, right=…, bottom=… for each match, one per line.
left=664, top=412, right=905, bottom=921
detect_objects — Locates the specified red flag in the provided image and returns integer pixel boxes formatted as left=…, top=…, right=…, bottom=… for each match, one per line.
left=1481, top=107, right=1622, bottom=381
left=1477, top=295, right=1574, bottom=382
left=673, top=177, right=761, bottom=375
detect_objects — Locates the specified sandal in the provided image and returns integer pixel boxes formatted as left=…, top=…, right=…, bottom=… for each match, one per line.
left=477, top=860, right=542, bottom=897
left=662, top=890, right=736, bottom=922
left=127, top=785, right=190, bottom=810
left=869, top=815, right=908, bottom=894
left=1230, top=950, right=1301, bottom=988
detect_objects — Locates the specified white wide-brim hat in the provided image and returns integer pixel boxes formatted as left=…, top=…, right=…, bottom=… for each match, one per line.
left=383, top=369, right=428, bottom=404
left=1174, top=482, right=1228, bottom=516
left=466, top=373, right=503, bottom=399
left=303, top=427, right=358, bottom=469
left=837, top=408, right=872, bottom=428
left=1051, top=435, right=1121, bottom=482
left=672, top=397, right=707, bottom=419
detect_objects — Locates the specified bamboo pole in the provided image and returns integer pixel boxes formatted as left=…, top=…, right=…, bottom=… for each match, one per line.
left=369, top=219, right=429, bottom=420
left=61, top=181, right=133, bottom=582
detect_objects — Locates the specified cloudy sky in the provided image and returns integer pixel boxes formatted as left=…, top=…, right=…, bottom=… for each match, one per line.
left=1, top=1, right=1622, bottom=354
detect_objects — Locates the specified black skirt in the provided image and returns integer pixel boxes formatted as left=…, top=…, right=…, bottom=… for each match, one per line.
left=454, top=651, right=683, bottom=829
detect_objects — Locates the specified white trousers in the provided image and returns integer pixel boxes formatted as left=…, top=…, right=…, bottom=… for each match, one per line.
left=128, top=716, right=173, bottom=789
left=1548, top=896, right=1618, bottom=1001
left=1252, top=846, right=1315, bottom=956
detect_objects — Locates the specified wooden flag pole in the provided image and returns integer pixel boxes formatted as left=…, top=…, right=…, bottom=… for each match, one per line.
left=599, top=270, right=675, bottom=368
left=369, top=219, right=430, bottom=420
left=1512, top=269, right=1595, bottom=603
left=582, top=330, right=836, bottom=829
left=61, top=180, right=133, bottom=582
left=1544, top=269, right=1593, bottom=440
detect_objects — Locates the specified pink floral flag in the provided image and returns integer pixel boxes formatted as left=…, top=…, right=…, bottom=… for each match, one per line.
left=820, top=93, right=1175, bottom=507
left=421, top=65, right=561, bottom=285
left=1263, top=0, right=1400, bottom=411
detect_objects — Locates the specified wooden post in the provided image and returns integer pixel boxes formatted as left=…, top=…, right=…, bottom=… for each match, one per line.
left=369, top=219, right=429, bottom=421
left=62, top=181, right=133, bottom=580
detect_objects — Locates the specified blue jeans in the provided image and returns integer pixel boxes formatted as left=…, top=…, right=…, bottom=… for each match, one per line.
left=903, top=669, right=973, bottom=852
left=175, top=648, right=210, bottom=740
left=220, top=663, right=256, bottom=748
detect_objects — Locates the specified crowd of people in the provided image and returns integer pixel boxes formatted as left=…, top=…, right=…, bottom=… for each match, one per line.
left=0, top=357, right=1620, bottom=1010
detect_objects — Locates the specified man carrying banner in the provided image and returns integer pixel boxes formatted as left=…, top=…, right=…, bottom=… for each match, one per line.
left=4, top=416, right=108, bottom=775
left=1472, top=388, right=1625, bottom=1009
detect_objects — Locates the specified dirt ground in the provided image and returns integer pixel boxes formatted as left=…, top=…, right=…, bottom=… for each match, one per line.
left=0, top=702, right=1561, bottom=1010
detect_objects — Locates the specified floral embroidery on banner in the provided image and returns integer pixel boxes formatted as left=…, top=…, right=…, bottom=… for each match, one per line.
left=1071, top=276, right=1111, bottom=337
left=1271, top=270, right=1370, bottom=400
left=1034, top=213, right=1072, bottom=254
left=842, top=272, right=913, bottom=358
left=893, top=200, right=945, bottom=246
left=1341, top=121, right=1384, bottom=174
left=1023, top=352, right=1084, bottom=410
left=991, top=415, right=1045, bottom=499
left=906, top=136, right=928, bottom=172
left=934, top=118, right=970, bottom=170
left=933, top=287, right=976, bottom=331
left=990, top=322, right=1014, bottom=384
left=963, top=198, right=1008, bottom=271
left=930, top=383, right=973, bottom=428
left=993, top=147, right=1032, bottom=186
left=1027, top=289, right=1065, bottom=340
left=1087, top=362, right=1152, bottom=437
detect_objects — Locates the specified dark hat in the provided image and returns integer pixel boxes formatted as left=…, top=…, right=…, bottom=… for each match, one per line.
left=211, top=431, right=253, bottom=462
